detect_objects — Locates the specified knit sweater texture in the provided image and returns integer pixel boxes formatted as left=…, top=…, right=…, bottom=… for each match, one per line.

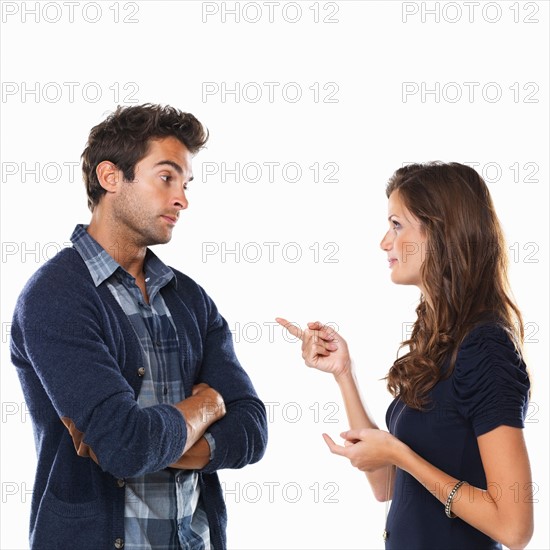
left=10, top=246, right=268, bottom=549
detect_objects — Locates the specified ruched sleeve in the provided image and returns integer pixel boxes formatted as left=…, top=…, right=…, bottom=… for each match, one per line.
left=451, top=324, right=530, bottom=437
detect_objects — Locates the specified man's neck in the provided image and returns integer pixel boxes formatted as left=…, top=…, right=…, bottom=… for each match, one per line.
left=87, top=211, right=147, bottom=282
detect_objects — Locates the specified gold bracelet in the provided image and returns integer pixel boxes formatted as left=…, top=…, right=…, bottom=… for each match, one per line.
left=445, top=480, right=465, bottom=518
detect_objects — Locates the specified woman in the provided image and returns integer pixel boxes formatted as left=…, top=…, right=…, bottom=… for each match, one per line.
left=277, top=162, right=533, bottom=549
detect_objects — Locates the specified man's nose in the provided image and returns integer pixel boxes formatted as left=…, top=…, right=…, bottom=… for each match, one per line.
left=173, top=188, right=189, bottom=210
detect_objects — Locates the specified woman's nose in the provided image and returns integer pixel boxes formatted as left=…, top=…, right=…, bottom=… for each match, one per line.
left=380, top=230, right=393, bottom=251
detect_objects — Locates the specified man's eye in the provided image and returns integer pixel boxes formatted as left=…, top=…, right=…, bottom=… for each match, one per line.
left=160, top=175, right=172, bottom=183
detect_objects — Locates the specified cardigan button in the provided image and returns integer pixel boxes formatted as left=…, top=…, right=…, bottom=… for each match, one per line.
left=137, top=367, right=145, bottom=377
left=114, top=538, right=124, bottom=549
left=116, top=478, right=125, bottom=488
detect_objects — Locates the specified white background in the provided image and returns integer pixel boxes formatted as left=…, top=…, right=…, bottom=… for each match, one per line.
left=1, top=1, right=548, bottom=548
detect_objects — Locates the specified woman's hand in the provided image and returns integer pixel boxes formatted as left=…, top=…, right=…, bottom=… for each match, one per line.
left=323, top=428, right=403, bottom=472
left=276, top=317, right=395, bottom=501
left=276, top=317, right=352, bottom=378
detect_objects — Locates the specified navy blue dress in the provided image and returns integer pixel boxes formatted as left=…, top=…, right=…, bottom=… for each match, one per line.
left=384, top=324, right=530, bottom=549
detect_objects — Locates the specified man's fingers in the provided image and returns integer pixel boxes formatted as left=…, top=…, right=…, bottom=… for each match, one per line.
left=192, top=383, right=210, bottom=396
left=275, top=317, right=303, bottom=340
left=61, top=416, right=99, bottom=464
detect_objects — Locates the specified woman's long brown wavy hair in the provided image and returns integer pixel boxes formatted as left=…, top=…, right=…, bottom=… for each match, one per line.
left=385, top=162, right=524, bottom=410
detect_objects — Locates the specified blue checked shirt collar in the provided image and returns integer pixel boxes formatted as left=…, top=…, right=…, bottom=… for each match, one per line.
left=70, top=224, right=176, bottom=292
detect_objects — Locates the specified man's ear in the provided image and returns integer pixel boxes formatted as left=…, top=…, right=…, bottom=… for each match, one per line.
left=96, top=161, right=121, bottom=193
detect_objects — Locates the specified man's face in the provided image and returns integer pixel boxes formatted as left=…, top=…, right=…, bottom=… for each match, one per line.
left=112, top=136, right=193, bottom=247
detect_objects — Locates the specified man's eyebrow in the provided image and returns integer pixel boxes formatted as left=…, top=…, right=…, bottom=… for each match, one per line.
left=154, top=160, right=194, bottom=182
left=154, top=160, right=183, bottom=174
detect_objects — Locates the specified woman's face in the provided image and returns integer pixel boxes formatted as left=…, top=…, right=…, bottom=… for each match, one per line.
left=380, top=190, right=427, bottom=292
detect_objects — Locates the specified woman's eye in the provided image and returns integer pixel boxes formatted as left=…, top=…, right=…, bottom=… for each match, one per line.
left=392, top=220, right=401, bottom=230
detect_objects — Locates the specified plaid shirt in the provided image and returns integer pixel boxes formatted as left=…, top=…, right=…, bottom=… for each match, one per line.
left=71, top=224, right=212, bottom=550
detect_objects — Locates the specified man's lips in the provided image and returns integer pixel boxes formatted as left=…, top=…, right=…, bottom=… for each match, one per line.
left=161, top=215, right=178, bottom=225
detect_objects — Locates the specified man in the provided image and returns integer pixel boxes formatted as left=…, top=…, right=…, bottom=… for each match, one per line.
left=10, top=104, right=268, bottom=549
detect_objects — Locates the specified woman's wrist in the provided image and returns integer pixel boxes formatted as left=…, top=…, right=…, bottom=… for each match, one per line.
left=390, top=437, right=412, bottom=470
left=333, top=359, right=353, bottom=384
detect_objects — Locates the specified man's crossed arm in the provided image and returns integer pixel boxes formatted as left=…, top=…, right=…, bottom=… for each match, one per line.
left=62, top=382, right=226, bottom=470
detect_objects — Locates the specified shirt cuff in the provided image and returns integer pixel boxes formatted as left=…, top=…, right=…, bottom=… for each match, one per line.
left=203, top=432, right=216, bottom=461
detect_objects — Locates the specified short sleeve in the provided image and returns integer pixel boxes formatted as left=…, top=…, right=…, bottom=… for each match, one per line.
left=451, top=324, right=530, bottom=437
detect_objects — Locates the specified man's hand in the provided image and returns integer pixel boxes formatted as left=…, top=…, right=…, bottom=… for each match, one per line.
left=174, top=383, right=226, bottom=455
left=61, top=417, right=99, bottom=465
left=61, top=384, right=225, bottom=468
left=169, top=436, right=211, bottom=470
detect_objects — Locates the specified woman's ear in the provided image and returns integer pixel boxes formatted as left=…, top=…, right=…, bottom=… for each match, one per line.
left=95, top=161, right=120, bottom=194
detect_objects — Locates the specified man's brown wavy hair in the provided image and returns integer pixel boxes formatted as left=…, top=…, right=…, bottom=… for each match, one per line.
left=385, top=162, right=524, bottom=410
left=81, top=104, right=209, bottom=212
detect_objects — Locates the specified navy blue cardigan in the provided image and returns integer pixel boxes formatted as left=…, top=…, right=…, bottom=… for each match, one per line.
left=10, top=246, right=268, bottom=549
